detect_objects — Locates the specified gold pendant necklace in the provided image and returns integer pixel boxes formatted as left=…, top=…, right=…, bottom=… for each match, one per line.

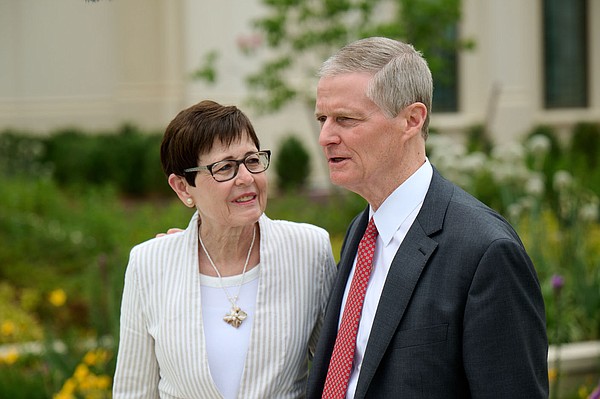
left=198, top=225, right=256, bottom=328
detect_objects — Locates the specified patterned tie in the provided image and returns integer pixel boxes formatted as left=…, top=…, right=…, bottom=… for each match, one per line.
left=322, top=217, right=378, bottom=399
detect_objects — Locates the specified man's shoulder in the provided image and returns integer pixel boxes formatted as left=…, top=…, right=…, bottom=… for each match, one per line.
left=428, top=170, right=519, bottom=241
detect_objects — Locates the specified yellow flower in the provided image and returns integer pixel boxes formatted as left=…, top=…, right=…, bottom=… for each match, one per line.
left=55, top=377, right=76, bottom=396
left=96, top=348, right=110, bottom=363
left=0, top=348, right=19, bottom=364
left=1, top=320, right=16, bottom=337
left=83, top=348, right=111, bottom=367
left=79, top=375, right=94, bottom=390
left=548, top=367, right=557, bottom=382
left=578, top=385, right=589, bottom=398
left=83, top=350, right=98, bottom=366
left=49, top=289, right=67, bottom=307
left=74, top=364, right=90, bottom=381
left=95, top=374, right=111, bottom=390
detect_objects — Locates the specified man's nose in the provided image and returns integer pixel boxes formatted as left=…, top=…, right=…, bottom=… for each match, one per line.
left=318, top=120, right=339, bottom=147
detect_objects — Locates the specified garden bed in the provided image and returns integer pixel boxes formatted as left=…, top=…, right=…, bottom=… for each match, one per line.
left=548, top=340, right=600, bottom=398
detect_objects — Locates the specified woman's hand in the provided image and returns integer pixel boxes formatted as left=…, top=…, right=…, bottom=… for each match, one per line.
left=156, top=228, right=184, bottom=238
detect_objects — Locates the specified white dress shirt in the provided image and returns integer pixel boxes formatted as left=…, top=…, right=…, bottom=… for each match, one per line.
left=341, top=159, right=433, bottom=399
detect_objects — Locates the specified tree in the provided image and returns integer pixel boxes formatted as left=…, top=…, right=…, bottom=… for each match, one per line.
left=192, top=0, right=471, bottom=189
left=242, top=0, right=470, bottom=113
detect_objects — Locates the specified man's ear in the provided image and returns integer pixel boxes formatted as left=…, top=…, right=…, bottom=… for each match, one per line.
left=168, top=173, right=195, bottom=207
left=404, top=102, right=427, bottom=137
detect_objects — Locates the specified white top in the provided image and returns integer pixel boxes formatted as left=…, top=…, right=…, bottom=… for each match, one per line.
left=200, top=266, right=260, bottom=399
left=342, top=159, right=433, bottom=399
left=113, top=212, right=337, bottom=399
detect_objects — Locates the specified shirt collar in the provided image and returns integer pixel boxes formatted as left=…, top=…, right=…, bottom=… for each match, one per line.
left=370, top=159, right=433, bottom=246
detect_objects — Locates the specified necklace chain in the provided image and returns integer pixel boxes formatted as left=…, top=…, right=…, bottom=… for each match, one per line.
left=198, top=224, right=256, bottom=328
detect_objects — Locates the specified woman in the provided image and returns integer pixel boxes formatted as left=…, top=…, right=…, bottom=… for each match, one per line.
left=113, top=100, right=337, bottom=398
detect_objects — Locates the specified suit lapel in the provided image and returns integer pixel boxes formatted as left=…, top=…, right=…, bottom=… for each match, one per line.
left=353, top=223, right=437, bottom=398
left=353, top=169, right=453, bottom=398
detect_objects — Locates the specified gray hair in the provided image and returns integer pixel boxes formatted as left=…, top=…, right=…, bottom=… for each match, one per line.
left=318, top=37, right=433, bottom=138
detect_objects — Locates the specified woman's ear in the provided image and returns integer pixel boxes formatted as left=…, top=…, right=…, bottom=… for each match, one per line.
left=168, top=173, right=195, bottom=207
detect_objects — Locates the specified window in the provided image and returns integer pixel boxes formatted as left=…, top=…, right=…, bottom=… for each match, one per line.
left=543, top=0, right=588, bottom=108
left=432, top=25, right=459, bottom=113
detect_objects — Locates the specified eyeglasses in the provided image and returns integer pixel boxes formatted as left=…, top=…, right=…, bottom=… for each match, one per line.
left=184, top=150, right=271, bottom=182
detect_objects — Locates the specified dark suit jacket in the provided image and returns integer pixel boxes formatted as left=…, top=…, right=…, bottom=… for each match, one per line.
left=307, top=169, right=549, bottom=398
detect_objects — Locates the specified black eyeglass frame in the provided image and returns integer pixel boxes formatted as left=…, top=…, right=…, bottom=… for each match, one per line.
left=183, top=150, right=271, bottom=182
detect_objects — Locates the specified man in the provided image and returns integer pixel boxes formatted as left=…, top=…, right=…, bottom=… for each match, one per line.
left=306, top=37, right=548, bottom=398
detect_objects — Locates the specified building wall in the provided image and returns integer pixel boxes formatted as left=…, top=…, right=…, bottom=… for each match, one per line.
left=0, top=0, right=598, bottom=187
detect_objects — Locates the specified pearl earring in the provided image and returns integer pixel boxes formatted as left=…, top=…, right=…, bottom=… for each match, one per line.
left=186, top=198, right=193, bottom=206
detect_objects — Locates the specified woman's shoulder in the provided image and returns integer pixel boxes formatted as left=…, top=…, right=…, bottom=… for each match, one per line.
left=131, top=230, right=187, bottom=253
left=260, top=214, right=330, bottom=240
left=127, top=232, right=190, bottom=273
left=128, top=213, right=197, bottom=267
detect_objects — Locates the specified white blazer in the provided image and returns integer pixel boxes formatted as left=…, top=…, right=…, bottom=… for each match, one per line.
left=113, top=212, right=337, bottom=399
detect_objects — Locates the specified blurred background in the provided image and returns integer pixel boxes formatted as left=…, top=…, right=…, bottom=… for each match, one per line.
left=0, top=1, right=598, bottom=398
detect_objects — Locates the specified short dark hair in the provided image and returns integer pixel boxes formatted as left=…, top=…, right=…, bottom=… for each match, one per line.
left=160, top=100, right=260, bottom=186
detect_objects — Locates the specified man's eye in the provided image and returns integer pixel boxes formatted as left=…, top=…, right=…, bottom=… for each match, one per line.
left=246, top=157, right=260, bottom=165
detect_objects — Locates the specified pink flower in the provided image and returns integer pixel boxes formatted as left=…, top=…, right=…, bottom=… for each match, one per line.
left=236, top=33, right=263, bottom=54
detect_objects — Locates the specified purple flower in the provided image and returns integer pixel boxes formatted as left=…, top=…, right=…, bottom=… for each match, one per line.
left=551, top=274, right=564, bottom=295
left=589, top=382, right=600, bottom=399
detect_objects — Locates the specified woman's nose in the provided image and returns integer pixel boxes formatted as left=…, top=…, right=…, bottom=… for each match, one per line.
left=235, top=163, right=254, bottom=184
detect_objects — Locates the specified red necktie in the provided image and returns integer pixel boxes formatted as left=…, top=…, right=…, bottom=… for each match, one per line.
left=322, top=217, right=378, bottom=399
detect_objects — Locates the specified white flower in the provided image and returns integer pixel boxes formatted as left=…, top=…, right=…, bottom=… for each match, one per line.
left=579, top=203, right=599, bottom=222
left=553, top=170, right=573, bottom=191
left=519, top=197, right=536, bottom=212
left=507, top=203, right=523, bottom=221
left=525, top=174, right=545, bottom=196
left=70, top=230, right=83, bottom=245
left=491, top=142, right=525, bottom=163
left=526, top=134, right=551, bottom=157
left=460, top=152, right=488, bottom=174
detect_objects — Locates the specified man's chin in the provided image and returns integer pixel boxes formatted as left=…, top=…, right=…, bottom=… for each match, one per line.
left=329, top=173, right=351, bottom=189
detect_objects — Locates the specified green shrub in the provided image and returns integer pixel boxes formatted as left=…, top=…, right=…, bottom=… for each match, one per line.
left=0, top=283, right=43, bottom=345
left=466, top=123, right=493, bottom=154
left=568, top=122, right=600, bottom=197
left=570, top=122, right=600, bottom=169
left=0, top=175, right=191, bottom=335
left=274, top=135, right=311, bottom=192
left=266, top=190, right=366, bottom=238
left=1, top=122, right=600, bottom=396
left=524, top=125, right=565, bottom=206
left=0, top=355, right=50, bottom=399
left=41, top=125, right=169, bottom=196
left=0, top=129, right=48, bottom=178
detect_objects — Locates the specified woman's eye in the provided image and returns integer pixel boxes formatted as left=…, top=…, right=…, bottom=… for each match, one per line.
left=213, top=163, right=233, bottom=173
